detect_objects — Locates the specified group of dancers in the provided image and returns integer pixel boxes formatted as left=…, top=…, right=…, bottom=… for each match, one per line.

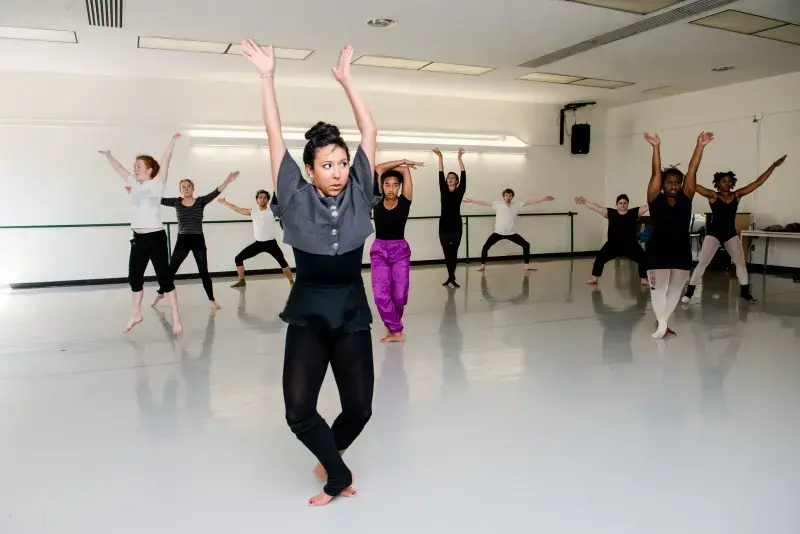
left=100, top=39, right=788, bottom=505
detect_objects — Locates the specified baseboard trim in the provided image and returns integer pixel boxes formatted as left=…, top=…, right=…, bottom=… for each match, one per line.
left=8, top=250, right=600, bottom=289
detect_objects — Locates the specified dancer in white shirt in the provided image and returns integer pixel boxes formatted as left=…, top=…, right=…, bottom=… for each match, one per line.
left=464, top=188, right=554, bottom=271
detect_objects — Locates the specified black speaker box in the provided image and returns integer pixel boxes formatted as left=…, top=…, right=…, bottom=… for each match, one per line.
left=571, top=123, right=591, bottom=155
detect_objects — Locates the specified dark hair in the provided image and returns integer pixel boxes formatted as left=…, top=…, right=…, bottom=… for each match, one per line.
left=502, top=188, right=515, bottom=198
left=302, top=122, right=350, bottom=168
left=136, top=155, right=160, bottom=178
left=616, top=194, right=629, bottom=204
left=255, top=189, right=270, bottom=201
left=179, top=178, right=194, bottom=189
left=446, top=171, right=460, bottom=184
left=381, top=169, right=403, bottom=185
left=662, top=166, right=685, bottom=185
left=712, top=171, right=737, bottom=190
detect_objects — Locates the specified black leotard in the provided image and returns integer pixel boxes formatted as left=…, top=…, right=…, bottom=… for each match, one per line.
left=646, top=190, right=692, bottom=270
left=706, top=195, right=738, bottom=242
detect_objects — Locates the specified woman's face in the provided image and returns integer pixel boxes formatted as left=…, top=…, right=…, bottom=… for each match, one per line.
left=446, top=172, right=459, bottom=190
left=382, top=176, right=400, bottom=200
left=306, top=144, right=350, bottom=197
left=663, top=174, right=682, bottom=197
left=133, top=159, right=153, bottom=182
left=616, top=199, right=629, bottom=213
left=180, top=180, right=194, bottom=198
left=718, top=176, right=734, bottom=192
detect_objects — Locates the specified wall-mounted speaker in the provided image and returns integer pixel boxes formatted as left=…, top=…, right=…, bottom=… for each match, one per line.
left=571, top=123, right=590, bottom=155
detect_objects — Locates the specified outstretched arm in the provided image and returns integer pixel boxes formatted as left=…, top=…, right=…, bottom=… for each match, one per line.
left=522, top=195, right=555, bottom=208
left=99, top=150, right=133, bottom=183
left=463, top=198, right=492, bottom=207
left=694, top=183, right=717, bottom=200
left=735, top=155, right=787, bottom=198
left=685, top=131, right=714, bottom=199
left=158, top=133, right=182, bottom=184
left=638, top=204, right=650, bottom=215
left=332, top=46, right=377, bottom=175
left=574, top=196, right=608, bottom=218
left=644, top=133, right=662, bottom=203
left=240, top=40, right=284, bottom=193
left=217, top=197, right=252, bottom=217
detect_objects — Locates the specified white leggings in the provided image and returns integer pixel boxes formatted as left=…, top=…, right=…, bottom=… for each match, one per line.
left=689, top=235, right=748, bottom=286
left=648, top=269, right=690, bottom=338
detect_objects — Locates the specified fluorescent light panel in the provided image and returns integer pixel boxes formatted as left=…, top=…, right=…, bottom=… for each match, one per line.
left=566, top=0, right=682, bottom=15
left=641, top=86, right=684, bottom=95
left=572, top=78, right=634, bottom=89
left=755, top=24, right=800, bottom=45
left=226, top=44, right=313, bottom=60
left=0, top=26, right=77, bottom=43
left=138, top=36, right=229, bottom=53
left=352, top=55, right=431, bottom=70
left=691, top=10, right=786, bottom=34
left=517, top=72, right=584, bottom=84
left=420, top=62, right=494, bottom=76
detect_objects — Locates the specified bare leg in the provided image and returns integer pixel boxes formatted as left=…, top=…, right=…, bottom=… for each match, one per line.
left=210, top=300, right=221, bottom=310
left=524, top=264, right=538, bottom=271
left=151, top=293, right=165, bottom=307
left=476, top=264, right=485, bottom=272
left=125, top=291, right=145, bottom=333
left=586, top=276, right=599, bottom=285
left=282, top=266, right=294, bottom=285
left=231, top=265, right=246, bottom=288
left=380, top=332, right=406, bottom=343
left=165, top=290, right=183, bottom=336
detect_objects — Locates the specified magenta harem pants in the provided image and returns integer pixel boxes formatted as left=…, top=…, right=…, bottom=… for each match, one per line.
left=370, top=239, right=411, bottom=334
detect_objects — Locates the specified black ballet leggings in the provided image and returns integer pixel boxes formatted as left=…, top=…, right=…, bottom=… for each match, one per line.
left=283, top=325, right=374, bottom=497
left=129, top=230, right=174, bottom=293
left=157, top=234, right=214, bottom=301
left=439, top=232, right=462, bottom=280
left=592, top=241, right=648, bottom=279
left=235, top=239, right=289, bottom=269
left=481, top=233, right=530, bottom=264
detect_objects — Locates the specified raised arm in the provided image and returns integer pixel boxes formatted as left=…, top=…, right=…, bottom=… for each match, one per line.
left=638, top=204, right=650, bottom=215
left=199, top=171, right=240, bottom=206
left=376, top=159, right=424, bottom=176
left=463, top=198, right=492, bottom=208
left=433, top=148, right=444, bottom=172
left=644, top=133, right=662, bottom=203
left=522, top=195, right=555, bottom=208
left=240, top=40, right=284, bottom=193
left=158, top=133, right=182, bottom=184
left=98, top=150, right=133, bottom=183
left=398, top=166, right=413, bottom=201
left=574, top=196, right=608, bottom=218
left=694, top=183, right=717, bottom=200
left=685, top=131, right=714, bottom=199
left=217, top=197, right=251, bottom=217
left=735, top=155, right=787, bottom=198
left=457, top=147, right=465, bottom=172
left=332, top=46, right=377, bottom=175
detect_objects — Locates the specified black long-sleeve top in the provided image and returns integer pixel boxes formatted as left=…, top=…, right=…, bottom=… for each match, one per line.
left=438, top=170, right=466, bottom=233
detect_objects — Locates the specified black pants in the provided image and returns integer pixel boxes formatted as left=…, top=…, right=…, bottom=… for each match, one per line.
left=438, top=232, right=462, bottom=280
left=480, top=233, right=530, bottom=264
left=157, top=234, right=214, bottom=301
left=592, top=241, right=647, bottom=279
left=283, top=325, right=374, bottom=496
left=235, top=239, right=289, bottom=269
left=129, top=230, right=174, bottom=293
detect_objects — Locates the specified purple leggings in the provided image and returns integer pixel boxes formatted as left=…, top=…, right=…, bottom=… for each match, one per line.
left=370, top=239, right=411, bottom=334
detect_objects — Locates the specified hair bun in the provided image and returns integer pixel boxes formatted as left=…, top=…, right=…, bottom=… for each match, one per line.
left=305, top=121, right=340, bottom=140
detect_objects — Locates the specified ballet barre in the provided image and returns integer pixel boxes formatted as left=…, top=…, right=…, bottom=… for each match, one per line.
left=741, top=230, right=800, bottom=272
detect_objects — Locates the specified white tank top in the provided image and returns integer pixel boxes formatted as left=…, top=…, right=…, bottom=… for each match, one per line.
left=130, top=179, right=165, bottom=229
left=252, top=205, right=277, bottom=242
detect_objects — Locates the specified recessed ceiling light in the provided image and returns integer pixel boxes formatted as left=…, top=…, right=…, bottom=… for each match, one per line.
left=138, top=36, right=229, bottom=54
left=0, top=26, right=77, bottom=43
left=226, top=44, right=314, bottom=60
left=420, top=62, right=494, bottom=76
left=691, top=10, right=786, bottom=34
left=566, top=0, right=683, bottom=15
left=352, top=55, right=431, bottom=70
left=755, top=24, right=800, bottom=45
left=711, top=66, right=735, bottom=72
left=517, top=72, right=585, bottom=84
left=366, top=18, right=397, bottom=28
left=571, top=78, right=634, bottom=89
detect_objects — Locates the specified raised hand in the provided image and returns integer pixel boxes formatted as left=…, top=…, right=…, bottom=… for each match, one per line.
left=574, top=196, right=586, bottom=204
left=643, top=133, right=660, bottom=147
left=697, top=131, right=714, bottom=146
left=240, top=39, right=275, bottom=78
left=432, top=148, right=443, bottom=158
left=124, top=186, right=131, bottom=194
left=404, top=160, right=425, bottom=170
left=543, top=195, right=555, bottom=202
left=457, top=147, right=466, bottom=158
left=332, top=45, right=353, bottom=86
left=98, top=149, right=111, bottom=156
left=774, top=155, right=787, bottom=167
left=217, top=197, right=226, bottom=204
left=172, top=133, right=182, bottom=141
left=226, top=171, right=240, bottom=183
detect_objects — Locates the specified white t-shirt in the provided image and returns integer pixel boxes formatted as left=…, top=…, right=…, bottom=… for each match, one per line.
left=130, top=179, right=165, bottom=229
left=252, top=205, right=277, bottom=242
left=492, top=201, right=522, bottom=235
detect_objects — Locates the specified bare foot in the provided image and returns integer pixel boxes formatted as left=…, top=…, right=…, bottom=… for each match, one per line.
left=476, top=264, right=485, bottom=272
left=586, top=276, right=599, bottom=285
left=173, top=319, right=183, bottom=336
left=124, top=316, right=143, bottom=333
left=151, top=293, right=165, bottom=307
left=380, top=332, right=405, bottom=343
left=314, top=463, right=327, bottom=483
left=210, top=300, right=222, bottom=310
left=524, top=264, right=538, bottom=271
left=640, top=278, right=650, bottom=287
left=308, top=487, right=357, bottom=507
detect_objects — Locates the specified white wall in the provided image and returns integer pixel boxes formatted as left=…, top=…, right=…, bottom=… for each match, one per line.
left=605, top=72, right=800, bottom=268
left=0, top=71, right=606, bottom=285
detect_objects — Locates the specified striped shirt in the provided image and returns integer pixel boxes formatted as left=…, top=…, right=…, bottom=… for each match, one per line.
left=161, top=189, right=221, bottom=235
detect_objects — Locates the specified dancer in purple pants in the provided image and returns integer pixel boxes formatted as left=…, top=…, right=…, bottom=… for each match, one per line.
left=371, top=160, right=420, bottom=343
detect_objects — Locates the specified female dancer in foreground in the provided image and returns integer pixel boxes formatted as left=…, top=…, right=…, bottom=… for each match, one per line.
left=434, top=147, right=466, bottom=287
left=371, top=162, right=418, bottom=343
left=151, top=171, right=240, bottom=310
left=218, top=190, right=293, bottom=286
left=99, top=134, right=183, bottom=335
left=644, top=131, right=713, bottom=339
left=241, top=39, right=381, bottom=506
left=575, top=194, right=650, bottom=286
left=682, top=155, right=787, bottom=303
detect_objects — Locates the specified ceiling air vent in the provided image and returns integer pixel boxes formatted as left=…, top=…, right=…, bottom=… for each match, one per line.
left=85, top=0, right=123, bottom=28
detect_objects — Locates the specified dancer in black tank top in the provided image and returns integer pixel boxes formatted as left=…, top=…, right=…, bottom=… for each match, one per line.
left=683, top=155, right=787, bottom=303
left=433, top=147, right=467, bottom=287
left=644, top=131, right=713, bottom=339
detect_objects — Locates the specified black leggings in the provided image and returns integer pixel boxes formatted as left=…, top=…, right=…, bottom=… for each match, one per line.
left=129, top=230, right=174, bottom=293
left=481, top=233, right=530, bottom=264
left=157, top=234, right=214, bottom=301
left=592, top=241, right=647, bottom=279
left=235, top=239, right=289, bottom=269
left=438, top=232, right=462, bottom=280
left=283, top=325, right=374, bottom=497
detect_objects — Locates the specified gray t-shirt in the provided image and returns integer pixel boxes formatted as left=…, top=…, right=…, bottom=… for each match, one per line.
left=271, top=146, right=382, bottom=255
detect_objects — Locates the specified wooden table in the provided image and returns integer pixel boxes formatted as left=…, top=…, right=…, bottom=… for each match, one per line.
left=741, top=230, right=800, bottom=272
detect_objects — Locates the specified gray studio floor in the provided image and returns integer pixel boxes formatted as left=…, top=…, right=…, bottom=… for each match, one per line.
left=1, top=258, right=799, bottom=533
